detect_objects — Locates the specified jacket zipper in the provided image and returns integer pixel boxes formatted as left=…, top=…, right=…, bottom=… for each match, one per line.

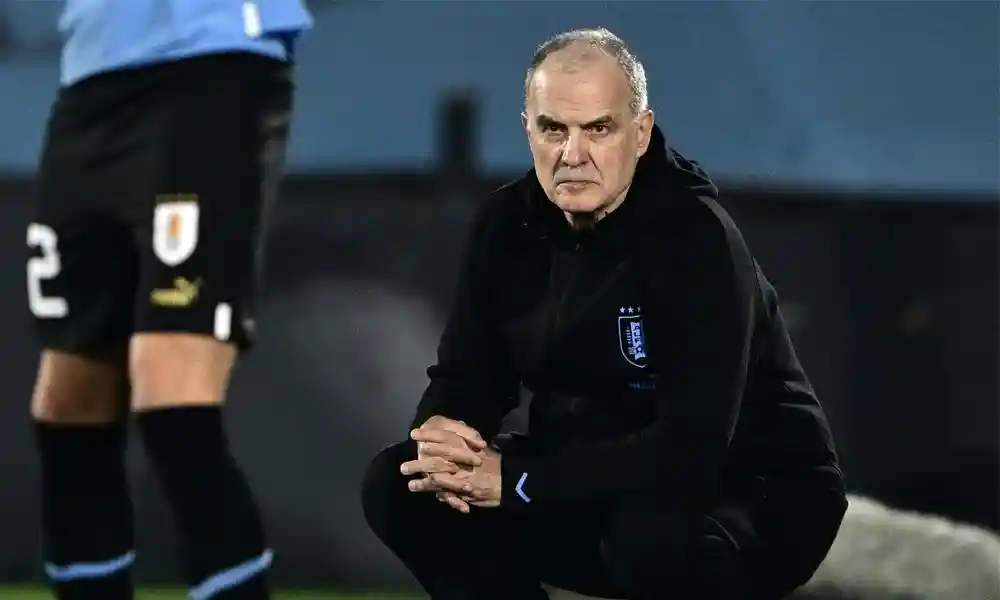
left=550, top=242, right=585, bottom=335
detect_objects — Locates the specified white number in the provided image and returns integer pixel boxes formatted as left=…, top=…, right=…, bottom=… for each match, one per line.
left=26, top=223, right=69, bottom=319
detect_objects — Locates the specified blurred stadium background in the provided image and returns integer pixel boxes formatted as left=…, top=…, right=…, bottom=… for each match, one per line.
left=0, top=2, right=997, bottom=599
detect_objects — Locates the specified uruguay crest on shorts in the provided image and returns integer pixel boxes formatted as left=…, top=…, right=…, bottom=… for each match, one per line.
left=153, top=194, right=200, bottom=267
left=618, top=306, right=648, bottom=368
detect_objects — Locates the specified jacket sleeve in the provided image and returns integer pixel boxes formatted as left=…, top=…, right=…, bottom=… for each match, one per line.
left=500, top=202, right=757, bottom=511
left=409, top=198, right=520, bottom=443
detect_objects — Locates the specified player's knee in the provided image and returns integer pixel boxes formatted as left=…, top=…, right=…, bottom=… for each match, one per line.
left=361, top=441, right=417, bottom=544
left=129, top=332, right=237, bottom=411
left=31, top=349, right=128, bottom=423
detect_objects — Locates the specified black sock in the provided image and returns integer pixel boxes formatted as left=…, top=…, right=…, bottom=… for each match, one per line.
left=137, top=406, right=271, bottom=600
left=34, top=421, right=134, bottom=600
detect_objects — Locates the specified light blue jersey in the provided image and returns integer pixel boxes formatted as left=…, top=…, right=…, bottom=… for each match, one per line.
left=59, top=0, right=313, bottom=86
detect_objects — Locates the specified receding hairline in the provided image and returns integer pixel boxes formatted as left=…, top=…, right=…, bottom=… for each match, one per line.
left=523, top=28, right=649, bottom=115
left=525, top=60, right=634, bottom=124
left=538, top=40, right=614, bottom=71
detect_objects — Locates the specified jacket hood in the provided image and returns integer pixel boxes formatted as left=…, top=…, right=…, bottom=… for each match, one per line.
left=639, top=124, right=718, bottom=200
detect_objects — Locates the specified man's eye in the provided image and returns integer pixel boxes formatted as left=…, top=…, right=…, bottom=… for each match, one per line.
left=589, top=125, right=608, bottom=135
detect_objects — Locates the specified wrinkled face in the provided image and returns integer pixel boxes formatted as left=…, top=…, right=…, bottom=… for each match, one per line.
left=524, top=53, right=653, bottom=222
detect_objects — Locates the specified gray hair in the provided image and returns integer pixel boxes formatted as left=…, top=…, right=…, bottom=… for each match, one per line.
left=524, top=28, right=649, bottom=115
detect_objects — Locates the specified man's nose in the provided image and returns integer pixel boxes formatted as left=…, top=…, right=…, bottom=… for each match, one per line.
left=561, top=132, right=588, bottom=167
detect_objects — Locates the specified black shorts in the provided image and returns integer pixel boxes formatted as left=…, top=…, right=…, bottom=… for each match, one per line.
left=28, top=52, right=293, bottom=353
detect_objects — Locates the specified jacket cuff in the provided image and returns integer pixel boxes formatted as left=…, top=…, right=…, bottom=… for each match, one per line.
left=499, top=454, right=547, bottom=512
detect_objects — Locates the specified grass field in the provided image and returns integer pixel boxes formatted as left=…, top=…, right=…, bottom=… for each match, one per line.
left=0, top=589, right=422, bottom=600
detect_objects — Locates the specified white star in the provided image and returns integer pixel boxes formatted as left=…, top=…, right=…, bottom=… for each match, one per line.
left=620, top=307, right=626, bottom=313
left=627, top=307, right=635, bottom=314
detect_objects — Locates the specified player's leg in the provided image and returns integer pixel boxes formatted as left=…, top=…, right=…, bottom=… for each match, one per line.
left=31, top=349, right=133, bottom=599
left=29, top=96, right=140, bottom=599
left=126, top=52, right=292, bottom=600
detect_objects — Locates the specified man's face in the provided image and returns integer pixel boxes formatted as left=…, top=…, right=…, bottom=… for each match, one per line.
left=524, top=54, right=653, bottom=219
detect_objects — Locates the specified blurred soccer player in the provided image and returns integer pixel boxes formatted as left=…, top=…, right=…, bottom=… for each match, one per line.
left=27, top=2, right=312, bottom=599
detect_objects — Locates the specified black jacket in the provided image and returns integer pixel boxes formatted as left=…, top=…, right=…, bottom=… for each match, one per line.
left=412, top=125, right=845, bottom=515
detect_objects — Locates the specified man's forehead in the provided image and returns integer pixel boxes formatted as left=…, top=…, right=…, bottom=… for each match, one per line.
left=527, top=64, right=630, bottom=122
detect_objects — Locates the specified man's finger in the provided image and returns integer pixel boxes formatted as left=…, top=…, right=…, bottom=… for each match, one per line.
left=416, top=440, right=482, bottom=467
left=438, top=421, right=487, bottom=450
left=416, top=418, right=487, bottom=450
left=400, top=456, right=459, bottom=476
left=436, top=491, right=471, bottom=514
left=408, top=476, right=443, bottom=493
left=412, top=427, right=467, bottom=449
left=428, top=472, right=478, bottom=497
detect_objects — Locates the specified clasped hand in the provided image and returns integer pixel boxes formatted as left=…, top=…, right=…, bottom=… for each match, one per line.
left=400, top=416, right=502, bottom=512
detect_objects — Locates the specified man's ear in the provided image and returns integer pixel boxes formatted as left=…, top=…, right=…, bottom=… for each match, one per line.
left=635, top=109, right=655, bottom=158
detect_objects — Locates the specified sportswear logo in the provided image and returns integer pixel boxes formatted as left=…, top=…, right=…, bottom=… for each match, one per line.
left=618, top=305, right=648, bottom=368
left=515, top=472, right=531, bottom=503
left=153, top=195, right=200, bottom=266
left=151, top=277, right=202, bottom=307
